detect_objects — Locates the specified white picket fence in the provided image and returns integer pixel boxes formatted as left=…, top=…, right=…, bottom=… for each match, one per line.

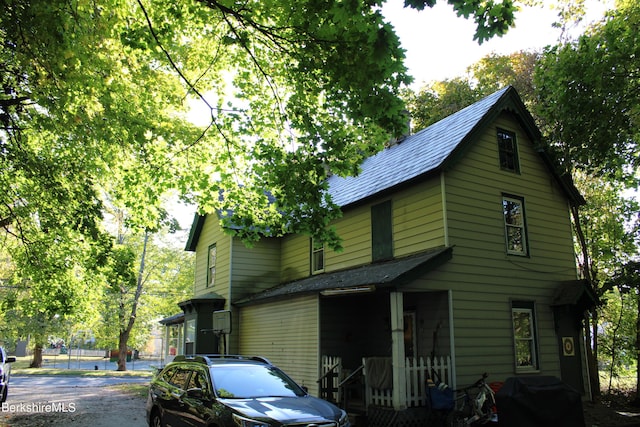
left=320, top=355, right=343, bottom=403
left=364, top=356, right=452, bottom=408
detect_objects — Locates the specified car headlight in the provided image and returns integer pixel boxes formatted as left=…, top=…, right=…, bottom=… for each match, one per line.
left=233, top=414, right=271, bottom=427
left=338, top=410, right=349, bottom=427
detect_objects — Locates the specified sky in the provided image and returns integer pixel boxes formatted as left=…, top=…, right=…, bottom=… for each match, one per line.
left=381, top=0, right=611, bottom=87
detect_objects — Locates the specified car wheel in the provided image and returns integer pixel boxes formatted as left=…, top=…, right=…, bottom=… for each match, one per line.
left=1, top=385, right=7, bottom=404
left=149, top=409, right=164, bottom=427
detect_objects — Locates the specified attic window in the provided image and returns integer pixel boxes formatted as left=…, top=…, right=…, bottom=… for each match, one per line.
left=497, top=129, right=520, bottom=173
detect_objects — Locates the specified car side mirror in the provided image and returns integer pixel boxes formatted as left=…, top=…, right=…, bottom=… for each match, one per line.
left=6, top=357, right=16, bottom=363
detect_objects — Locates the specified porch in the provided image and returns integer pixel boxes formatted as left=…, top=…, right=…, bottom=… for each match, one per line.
left=320, top=355, right=452, bottom=427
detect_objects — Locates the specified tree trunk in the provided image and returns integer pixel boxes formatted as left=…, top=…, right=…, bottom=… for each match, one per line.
left=588, top=310, right=601, bottom=397
left=571, top=204, right=600, bottom=398
left=635, top=291, right=640, bottom=406
left=117, top=329, right=130, bottom=371
left=29, top=343, right=43, bottom=368
left=116, top=231, right=149, bottom=372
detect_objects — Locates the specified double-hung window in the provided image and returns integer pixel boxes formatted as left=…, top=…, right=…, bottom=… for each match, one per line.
left=497, top=129, right=520, bottom=173
left=512, top=301, right=539, bottom=371
left=207, top=244, right=217, bottom=288
left=311, top=239, right=324, bottom=274
left=502, top=195, right=528, bottom=256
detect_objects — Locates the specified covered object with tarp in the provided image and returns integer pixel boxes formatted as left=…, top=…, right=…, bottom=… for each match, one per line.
left=495, top=376, right=584, bottom=427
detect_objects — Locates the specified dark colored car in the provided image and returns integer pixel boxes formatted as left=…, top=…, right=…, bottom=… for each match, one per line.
left=146, top=354, right=350, bottom=427
left=0, top=346, right=16, bottom=403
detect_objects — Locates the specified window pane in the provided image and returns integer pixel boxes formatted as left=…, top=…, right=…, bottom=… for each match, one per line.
left=506, top=227, right=524, bottom=252
left=512, top=306, right=537, bottom=369
left=498, top=130, right=519, bottom=173
left=208, top=244, right=217, bottom=287
left=503, top=200, right=522, bottom=225
left=313, top=249, right=324, bottom=271
left=515, top=340, right=534, bottom=367
left=513, top=311, right=532, bottom=338
left=170, top=369, right=191, bottom=389
left=503, top=196, right=527, bottom=255
left=211, top=365, right=304, bottom=398
left=311, top=239, right=324, bottom=273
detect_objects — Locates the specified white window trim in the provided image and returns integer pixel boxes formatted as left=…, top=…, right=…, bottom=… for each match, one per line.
left=207, top=244, right=217, bottom=288
left=503, top=195, right=528, bottom=256
left=497, top=128, right=521, bottom=173
left=512, top=304, right=539, bottom=372
left=311, top=239, right=324, bottom=274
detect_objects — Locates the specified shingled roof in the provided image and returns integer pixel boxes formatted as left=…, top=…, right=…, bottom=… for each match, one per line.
left=235, top=246, right=453, bottom=306
left=327, top=86, right=539, bottom=208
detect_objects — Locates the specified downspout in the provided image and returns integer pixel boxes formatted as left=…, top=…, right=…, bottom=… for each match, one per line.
left=442, top=172, right=456, bottom=388
left=226, top=234, right=234, bottom=355
left=448, top=289, right=457, bottom=389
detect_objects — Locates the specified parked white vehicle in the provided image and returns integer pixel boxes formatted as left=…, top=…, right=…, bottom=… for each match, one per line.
left=0, top=346, right=17, bottom=403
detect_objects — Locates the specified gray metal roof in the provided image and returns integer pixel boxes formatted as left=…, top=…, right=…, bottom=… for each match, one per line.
left=234, top=246, right=452, bottom=306
left=327, top=86, right=512, bottom=207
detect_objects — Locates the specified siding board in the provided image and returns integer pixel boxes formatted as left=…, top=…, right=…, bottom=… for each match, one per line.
left=239, top=296, right=320, bottom=394
left=437, top=112, right=578, bottom=385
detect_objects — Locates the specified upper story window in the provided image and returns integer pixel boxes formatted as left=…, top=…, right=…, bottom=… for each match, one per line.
left=311, top=238, right=324, bottom=274
left=512, top=301, right=539, bottom=371
left=371, top=200, right=393, bottom=262
left=502, top=195, right=528, bottom=256
left=207, top=244, right=217, bottom=288
left=497, top=129, right=520, bottom=173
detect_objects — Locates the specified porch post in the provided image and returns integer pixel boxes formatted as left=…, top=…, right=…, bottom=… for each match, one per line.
left=163, top=325, right=170, bottom=364
left=390, top=291, right=407, bottom=410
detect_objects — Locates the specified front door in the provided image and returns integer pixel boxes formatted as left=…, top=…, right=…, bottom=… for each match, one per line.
left=554, top=306, right=584, bottom=393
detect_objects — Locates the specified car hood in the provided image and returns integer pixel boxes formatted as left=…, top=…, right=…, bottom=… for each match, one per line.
left=221, top=396, right=343, bottom=423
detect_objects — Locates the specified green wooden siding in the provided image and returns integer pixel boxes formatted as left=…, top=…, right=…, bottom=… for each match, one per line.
left=189, top=108, right=581, bottom=393
left=415, top=112, right=578, bottom=386
left=280, top=233, right=309, bottom=282
left=238, top=295, right=320, bottom=395
left=279, top=180, right=446, bottom=277
left=230, top=236, right=281, bottom=302
left=193, top=217, right=231, bottom=298
left=392, top=179, right=446, bottom=256
left=326, top=205, right=371, bottom=270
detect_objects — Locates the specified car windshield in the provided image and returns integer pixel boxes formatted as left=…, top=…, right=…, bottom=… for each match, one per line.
left=211, top=364, right=305, bottom=398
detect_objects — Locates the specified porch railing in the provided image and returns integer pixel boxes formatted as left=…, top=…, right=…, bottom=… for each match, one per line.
left=364, top=356, right=452, bottom=408
left=320, top=355, right=452, bottom=410
left=319, top=355, right=342, bottom=403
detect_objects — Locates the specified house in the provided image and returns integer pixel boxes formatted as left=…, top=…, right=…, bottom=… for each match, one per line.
left=175, top=86, right=596, bottom=425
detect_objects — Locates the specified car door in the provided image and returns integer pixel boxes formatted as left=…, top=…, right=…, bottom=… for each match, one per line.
left=161, top=367, right=192, bottom=427
left=176, top=367, right=212, bottom=427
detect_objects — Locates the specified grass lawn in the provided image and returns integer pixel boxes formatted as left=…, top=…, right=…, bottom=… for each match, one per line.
left=108, top=383, right=150, bottom=399
left=10, top=355, right=154, bottom=377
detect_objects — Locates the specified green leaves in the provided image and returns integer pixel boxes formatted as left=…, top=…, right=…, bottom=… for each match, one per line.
left=403, top=0, right=517, bottom=43
left=534, top=0, right=640, bottom=185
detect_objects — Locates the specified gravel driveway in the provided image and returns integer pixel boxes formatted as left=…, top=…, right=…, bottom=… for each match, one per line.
left=0, top=375, right=149, bottom=427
